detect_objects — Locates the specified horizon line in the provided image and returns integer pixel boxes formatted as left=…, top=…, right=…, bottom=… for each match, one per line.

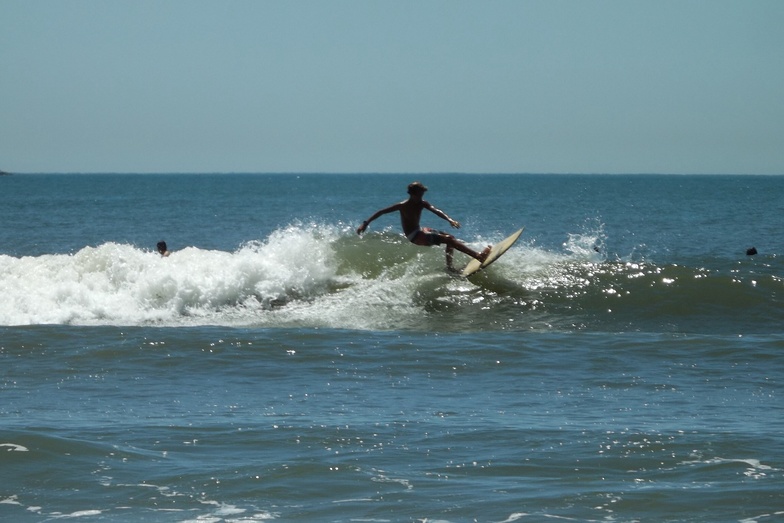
left=4, top=171, right=783, bottom=176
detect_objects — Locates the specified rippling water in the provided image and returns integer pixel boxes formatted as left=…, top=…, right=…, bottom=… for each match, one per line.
left=1, top=174, right=782, bottom=521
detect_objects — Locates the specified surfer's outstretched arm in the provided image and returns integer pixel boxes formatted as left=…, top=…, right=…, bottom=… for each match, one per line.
left=423, top=201, right=460, bottom=229
left=357, top=203, right=402, bottom=235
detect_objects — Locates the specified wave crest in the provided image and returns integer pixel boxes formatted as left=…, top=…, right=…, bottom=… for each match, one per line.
left=1, top=223, right=780, bottom=333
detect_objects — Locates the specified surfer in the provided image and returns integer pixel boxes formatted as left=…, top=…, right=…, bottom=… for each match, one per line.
left=156, top=241, right=171, bottom=257
left=357, top=181, right=491, bottom=270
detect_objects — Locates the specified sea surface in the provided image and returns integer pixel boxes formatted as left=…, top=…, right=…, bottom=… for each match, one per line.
left=1, top=173, right=783, bottom=522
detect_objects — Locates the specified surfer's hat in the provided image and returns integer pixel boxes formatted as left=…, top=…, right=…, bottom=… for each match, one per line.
left=408, top=181, right=428, bottom=194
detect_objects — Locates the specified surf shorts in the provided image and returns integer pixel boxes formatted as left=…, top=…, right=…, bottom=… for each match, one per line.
left=406, top=227, right=443, bottom=246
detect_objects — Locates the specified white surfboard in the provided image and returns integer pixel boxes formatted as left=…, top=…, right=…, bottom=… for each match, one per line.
left=461, top=227, right=524, bottom=277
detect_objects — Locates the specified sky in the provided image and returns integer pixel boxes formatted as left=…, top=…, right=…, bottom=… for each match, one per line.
left=2, top=1, right=783, bottom=174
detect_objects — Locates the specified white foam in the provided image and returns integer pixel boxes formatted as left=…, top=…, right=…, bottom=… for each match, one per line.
left=60, top=510, right=103, bottom=518
left=0, top=443, right=29, bottom=452
left=0, top=225, right=339, bottom=326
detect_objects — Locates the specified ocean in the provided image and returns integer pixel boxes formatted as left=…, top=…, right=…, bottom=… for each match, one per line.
left=1, top=173, right=782, bottom=522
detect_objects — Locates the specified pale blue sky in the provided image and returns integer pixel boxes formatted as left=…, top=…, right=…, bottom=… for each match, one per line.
left=2, top=1, right=782, bottom=174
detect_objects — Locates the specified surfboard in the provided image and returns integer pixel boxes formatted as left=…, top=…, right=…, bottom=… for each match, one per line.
left=461, top=227, right=524, bottom=277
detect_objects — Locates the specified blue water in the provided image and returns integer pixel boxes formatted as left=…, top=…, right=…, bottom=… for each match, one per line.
left=1, top=173, right=783, bottom=522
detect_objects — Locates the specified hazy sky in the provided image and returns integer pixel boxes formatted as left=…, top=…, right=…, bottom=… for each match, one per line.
left=2, top=1, right=782, bottom=174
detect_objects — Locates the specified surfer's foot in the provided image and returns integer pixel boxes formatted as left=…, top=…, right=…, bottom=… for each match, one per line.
left=477, top=246, right=492, bottom=263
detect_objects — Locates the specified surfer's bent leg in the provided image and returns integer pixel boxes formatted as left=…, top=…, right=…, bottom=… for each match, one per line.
left=438, top=232, right=491, bottom=267
left=445, top=245, right=455, bottom=269
left=409, top=228, right=489, bottom=266
left=441, top=236, right=491, bottom=263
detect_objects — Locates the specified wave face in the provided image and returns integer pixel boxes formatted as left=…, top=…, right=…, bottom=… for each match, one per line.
left=2, top=223, right=780, bottom=333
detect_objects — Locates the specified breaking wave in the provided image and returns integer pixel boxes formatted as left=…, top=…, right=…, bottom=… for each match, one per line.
left=1, top=223, right=780, bottom=334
